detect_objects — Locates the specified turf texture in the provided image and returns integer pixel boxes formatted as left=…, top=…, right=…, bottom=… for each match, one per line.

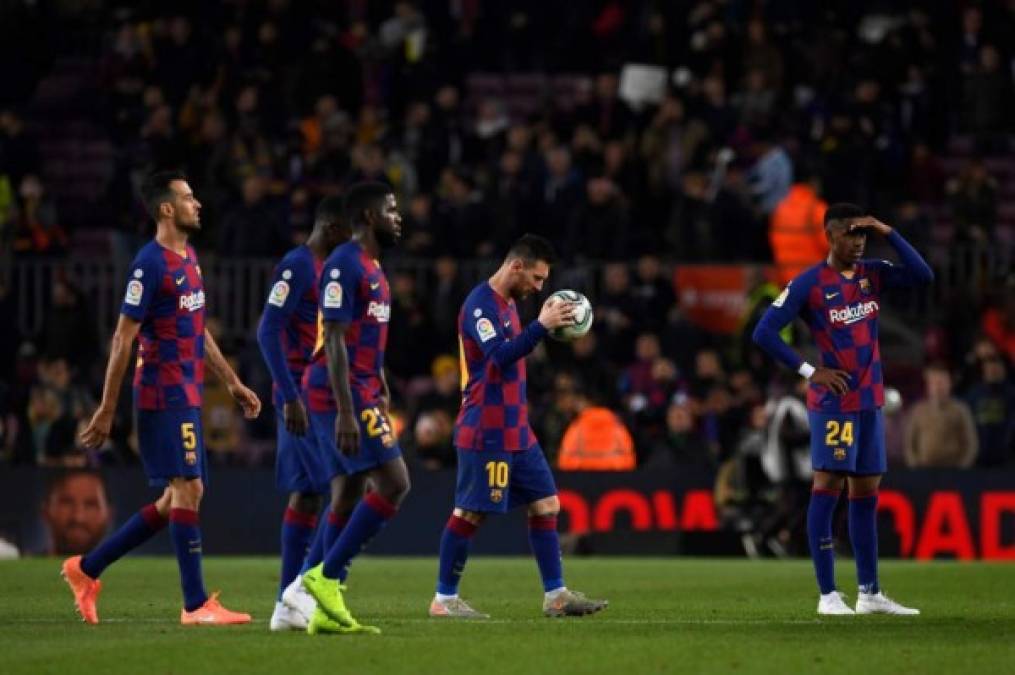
left=0, top=557, right=1012, bottom=674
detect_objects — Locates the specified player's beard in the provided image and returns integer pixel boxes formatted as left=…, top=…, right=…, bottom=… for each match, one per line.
left=176, top=214, right=201, bottom=235
left=376, top=227, right=399, bottom=249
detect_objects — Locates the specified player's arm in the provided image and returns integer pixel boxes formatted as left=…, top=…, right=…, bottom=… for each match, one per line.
left=379, top=367, right=391, bottom=415
left=80, top=314, right=141, bottom=448
left=256, top=264, right=310, bottom=434
left=323, top=319, right=359, bottom=455
left=751, top=279, right=850, bottom=395
left=854, top=217, right=934, bottom=287
left=204, top=328, right=261, bottom=419
left=475, top=297, right=575, bottom=369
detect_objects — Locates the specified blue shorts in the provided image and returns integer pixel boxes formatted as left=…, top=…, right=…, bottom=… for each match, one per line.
left=275, top=408, right=341, bottom=494
left=137, top=408, right=207, bottom=487
left=808, top=408, right=886, bottom=475
left=454, top=444, right=557, bottom=514
left=309, top=405, right=402, bottom=476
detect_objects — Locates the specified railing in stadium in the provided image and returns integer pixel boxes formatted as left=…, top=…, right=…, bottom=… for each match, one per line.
left=9, top=245, right=1012, bottom=343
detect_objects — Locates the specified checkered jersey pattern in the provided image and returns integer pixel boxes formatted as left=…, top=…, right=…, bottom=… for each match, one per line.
left=264, top=245, right=322, bottom=408
left=121, top=240, right=205, bottom=410
left=304, top=241, right=390, bottom=412
left=454, top=282, right=535, bottom=452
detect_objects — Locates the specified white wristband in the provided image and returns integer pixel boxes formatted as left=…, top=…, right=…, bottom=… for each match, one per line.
left=798, top=362, right=816, bottom=379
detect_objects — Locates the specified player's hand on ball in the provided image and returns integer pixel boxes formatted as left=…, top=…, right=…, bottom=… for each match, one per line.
left=283, top=398, right=309, bottom=435
left=811, top=367, right=851, bottom=396
left=336, top=410, right=361, bottom=456
left=80, top=405, right=115, bottom=449
left=537, top=297, right=577, bottom=330
left=229, top=382, right=262, bottom=419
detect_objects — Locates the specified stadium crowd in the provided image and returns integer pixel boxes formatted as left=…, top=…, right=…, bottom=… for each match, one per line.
left=1, top=1, right=1013, bottom=484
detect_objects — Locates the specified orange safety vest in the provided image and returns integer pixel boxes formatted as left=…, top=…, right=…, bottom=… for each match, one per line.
left=558, top=407, right=636, bottom=471
left=769, top=184, right=829, bottom=285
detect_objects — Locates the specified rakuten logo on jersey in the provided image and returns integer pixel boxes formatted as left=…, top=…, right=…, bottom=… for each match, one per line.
left=366, top=301, right=391, bottom=322
left=829, top=300, right=878, bottom=326
left=179, top=290, right=206, bottom=312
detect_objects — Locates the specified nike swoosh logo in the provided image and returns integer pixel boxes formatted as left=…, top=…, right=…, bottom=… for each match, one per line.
left=825, top=292, right=838, bottom=299
left=176, top=277, right=186, bottom=286
left=370, top=283, right=380, bottom=290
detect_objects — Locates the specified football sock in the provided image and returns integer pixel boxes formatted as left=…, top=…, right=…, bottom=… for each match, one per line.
left=848, top=492, right=880, bottom=594
left=300, top=509, right=347, bottom=575
left=80, top=503, right=167, bottom=579
left=436, top=515, right=478, bottom=596
left=322, top=492, right=397, bottom=581
left=528, top=515, right=565, bottom=593
left=169, top=508, right=208, bottom=612
left=807, top=489, right=839, bottom=595
left=279, top=507, right=317, bottom=599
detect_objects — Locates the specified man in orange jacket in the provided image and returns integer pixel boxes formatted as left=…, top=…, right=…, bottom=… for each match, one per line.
left=769, top=175, right=828, bottom=285
left=557, top=384, right=636, bottom=471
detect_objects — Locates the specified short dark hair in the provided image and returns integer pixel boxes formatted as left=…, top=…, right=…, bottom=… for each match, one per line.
left=344, top=182, right=392, bottom=227
left=824, top=202, right=865, bottom=229
left=506, top=234, right=557, bottom=266
left=315, top=194, right=346, bottom=225
left=140, top=170, right=188, bottom=220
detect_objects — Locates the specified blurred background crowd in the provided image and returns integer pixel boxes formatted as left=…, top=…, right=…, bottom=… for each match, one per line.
left=1, top=0, right=1013, bottom=512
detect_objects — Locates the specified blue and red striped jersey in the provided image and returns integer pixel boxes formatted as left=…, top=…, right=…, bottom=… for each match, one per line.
left=753, top=231, right=934, bottom=412
left=304, top=241, right=390, bottom=413
left=257, top=245, right=322, bottom=409
left=121, top=240, right=205, bottom=410
left=454, top=282, right=547, bottom=452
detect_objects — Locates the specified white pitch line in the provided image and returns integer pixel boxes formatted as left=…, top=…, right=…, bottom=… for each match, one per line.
left=7, top=617, right=825, bottom=626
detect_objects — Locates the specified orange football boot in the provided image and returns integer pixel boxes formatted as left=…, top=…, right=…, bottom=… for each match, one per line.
left=180, top=592, right=251, bottom=625
left=61, top=555, right=101, bottom=624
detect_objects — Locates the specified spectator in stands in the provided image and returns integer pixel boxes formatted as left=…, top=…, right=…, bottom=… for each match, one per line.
left=12, top=174, right=65, bottom=256
left=645, top=393, right=714, bottom=468
left=411, top=355, right=459, bottom=470
left=621, top=333, right=680, bottom=444
left=904, top=362, right=978, bottom=468
left=597, top=263, right=637, bottom=364
left=630, top=255, right=676, bottom=334
left=947, top=158, right=998, bottom=244
left=40, top=278, right=98, bottom=381
left=27, top=357, right=95, bottom=467
left=768, top=171, right=828, bottom=285
left=961, top=44, right=1013, bottom=149
left=964, top=340, right=1015, bottom=467
left=218, top=175, right=286, bottom=256
left=566, top=176, right=629, bottom=260
left=386, top=271, right=436, bottom=379
left=557, top=383, right=635, bottom=471
left=980, top=280, right=1015, bottom=363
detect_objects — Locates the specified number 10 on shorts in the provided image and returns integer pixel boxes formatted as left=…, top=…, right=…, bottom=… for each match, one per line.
left=485, top=461, right=508, bottom=488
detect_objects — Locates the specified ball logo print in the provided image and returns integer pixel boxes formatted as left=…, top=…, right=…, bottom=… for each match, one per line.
left=323, top=281, right=343, bottom=308
left=267, top=280, right=290, bottom=307
left=548, top=289, right=594, bottom=342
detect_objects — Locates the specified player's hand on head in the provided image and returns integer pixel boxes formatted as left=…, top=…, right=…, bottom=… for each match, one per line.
left=230, top=382, right=262, bottom=419
left=336, top=410, right=360, bottom=456
left=537, top=297, right=578, bottom=330
left=811, top=367, right=851, bottom=396
left=80, top=406, right=114, bottom=449
left=850, top=216, right=891, bottom=236
left=283, top=399, right=309, bottom=435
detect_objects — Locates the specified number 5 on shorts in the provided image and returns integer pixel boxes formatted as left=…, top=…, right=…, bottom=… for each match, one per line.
left=485, top=461, right=508, bottom=488
left=180, top=422, right=197, bottom=450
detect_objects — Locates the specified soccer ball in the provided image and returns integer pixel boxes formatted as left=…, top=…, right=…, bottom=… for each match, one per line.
left=548, top=289, right=594, bottom=342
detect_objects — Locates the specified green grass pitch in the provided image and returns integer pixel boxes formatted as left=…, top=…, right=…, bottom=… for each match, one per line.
left=1, top=557, right=1012, bottom=674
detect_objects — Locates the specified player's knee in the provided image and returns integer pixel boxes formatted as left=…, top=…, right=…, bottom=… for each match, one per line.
left=528, top=495, right=560, bottom=517
left=452, top=508, right=486, bottom=526
left=386, top=473, right=411, bottom=505
left=289, top=492, right=323, bottom=514
left=170, top=477, right=204, bottom=509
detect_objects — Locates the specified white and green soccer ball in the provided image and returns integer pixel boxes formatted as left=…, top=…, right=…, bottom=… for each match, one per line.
left=548, top=289, right=594, bottom=342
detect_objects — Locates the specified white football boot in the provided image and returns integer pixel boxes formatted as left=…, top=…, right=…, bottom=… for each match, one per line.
left=855, top=591, right=920, bottom=615
left=281, top=574, right=317, bottom=623
left=270, top=601, right=308, bottom=631
left=817, top=591, right=855, bottom=615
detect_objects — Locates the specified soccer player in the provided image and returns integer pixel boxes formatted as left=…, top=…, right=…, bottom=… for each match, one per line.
left=65, top=170, right=262, bottom=625
left=299, top=182, right=408, bottom=635
left=752, top=204, right=933, bottom=616
left=257, top=196, right=348, bottom=631
left=429, top=235, right=608, bottom=619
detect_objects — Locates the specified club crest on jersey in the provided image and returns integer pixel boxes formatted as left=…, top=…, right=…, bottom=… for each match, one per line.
left=859, top=278, right=871, bottom=294
left=490, top=489, right=503, bottom=504
left=833, top=447, right=847, bottom=461
left=179, top=290, right=205, bottom=312
left=828, top=300, right=878, bottom=326
left=185, top=451, right=197, bottom=466
left=476, top=317, right=496, bottom=342
left=124, top=279, right=143, bottom=306
left=366, top=301, right=391, bottom=322
left=323, top=281, right=342, bottom=308
left=268, top=280, right=290, bottom=307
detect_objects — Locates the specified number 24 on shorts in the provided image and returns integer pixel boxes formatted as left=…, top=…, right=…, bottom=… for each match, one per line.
left=824, top=420, right=854, bottom=446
